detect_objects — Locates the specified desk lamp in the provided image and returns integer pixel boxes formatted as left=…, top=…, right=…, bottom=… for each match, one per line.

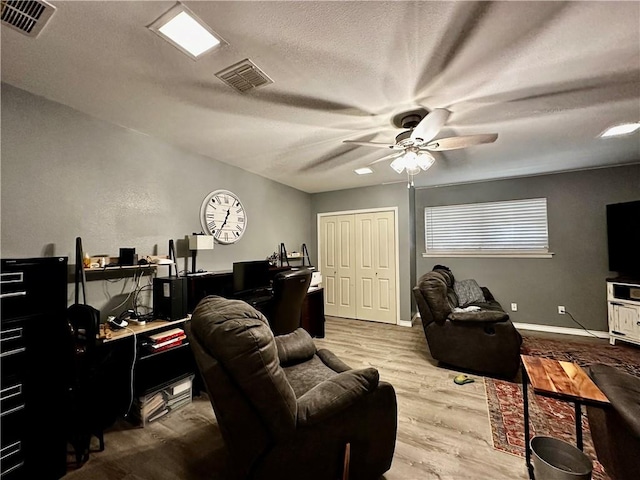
left=189, top=234, right=214, bottom=273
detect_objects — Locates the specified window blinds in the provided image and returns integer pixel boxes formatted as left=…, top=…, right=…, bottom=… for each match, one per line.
left=425, top=198, right=549, bottom=254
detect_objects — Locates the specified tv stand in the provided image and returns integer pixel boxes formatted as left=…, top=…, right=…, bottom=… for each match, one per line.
left=607, top=278, right=640, bottom=346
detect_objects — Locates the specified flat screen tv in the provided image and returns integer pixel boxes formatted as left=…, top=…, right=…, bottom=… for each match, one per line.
left=606, top=200, right=640, bottom=277
left=232, top=260, right=271, bottom=295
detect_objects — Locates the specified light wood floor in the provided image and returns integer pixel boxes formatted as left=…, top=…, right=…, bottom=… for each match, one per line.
left=63, top=317, right=603, bottom=480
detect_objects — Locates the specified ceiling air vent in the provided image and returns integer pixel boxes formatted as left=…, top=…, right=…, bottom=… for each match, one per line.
left=1, top=0, right=56, bottom=37
left=215, top=59, right=273, bottom=93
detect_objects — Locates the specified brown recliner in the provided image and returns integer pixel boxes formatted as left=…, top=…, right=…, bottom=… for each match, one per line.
left=586, top=364, right=640, bottom=480
left=412, top=267, right=522, bottom=378
left=186, top=295, right=397, bottom=480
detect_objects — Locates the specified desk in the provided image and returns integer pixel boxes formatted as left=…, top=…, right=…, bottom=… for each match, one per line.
left=521, top=355, right=609, bottom=479
left=187, top=270, right=325, bottom=338
left=98, top=316, right=198, bottom=418
left=102, top=317, right=190, bottom=343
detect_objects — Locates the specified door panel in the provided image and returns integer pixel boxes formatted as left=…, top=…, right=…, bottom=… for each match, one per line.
left=321, top=215, right=356, bottom=318
left=321, top=210, right=396, bottom=324
left=355, top=212, right=396, bottom=323
left=337, top=216, right=356, bottom=318
left=320, top=216, right=338, bottom=316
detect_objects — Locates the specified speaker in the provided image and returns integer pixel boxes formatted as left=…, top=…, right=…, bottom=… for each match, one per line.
left=153, top=277, right=187, bottom=321
left=119, top=248, right=136, bottom=266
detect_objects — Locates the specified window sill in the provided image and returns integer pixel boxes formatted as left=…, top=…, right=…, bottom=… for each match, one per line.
left=422, top=252, right=554, bottom=259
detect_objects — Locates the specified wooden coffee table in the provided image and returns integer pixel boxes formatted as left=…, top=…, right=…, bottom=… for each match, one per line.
left=520, top=355, right=609, bottom=480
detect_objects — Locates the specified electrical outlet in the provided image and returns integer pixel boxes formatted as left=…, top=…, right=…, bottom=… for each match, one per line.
left=558, top=305, right=566, bottom=315
left=511, top=303, right=518, bottom=312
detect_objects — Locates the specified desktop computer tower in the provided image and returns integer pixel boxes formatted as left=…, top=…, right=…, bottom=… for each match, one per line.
left=153, top=277, right=188, bottom=321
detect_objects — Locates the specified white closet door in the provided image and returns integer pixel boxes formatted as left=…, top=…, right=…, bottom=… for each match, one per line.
left=320, top=215, right=338, bottom=317
left=320, top=215, right=356, bottom=318
left=355, top=211, right=396, bottom=323
left=336, top=215, right=357, bottom=318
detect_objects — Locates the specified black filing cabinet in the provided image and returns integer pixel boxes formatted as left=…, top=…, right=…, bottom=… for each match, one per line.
left=1, top=257, right=71, bottom=480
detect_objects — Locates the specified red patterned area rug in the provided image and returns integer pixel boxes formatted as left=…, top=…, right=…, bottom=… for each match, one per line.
left=485, top=335, right=640, bottom=480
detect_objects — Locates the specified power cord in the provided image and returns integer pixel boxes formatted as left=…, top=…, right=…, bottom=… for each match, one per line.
left=565, top=309, right=600, bottom=339
left=121, top=326, right=137, bottom=417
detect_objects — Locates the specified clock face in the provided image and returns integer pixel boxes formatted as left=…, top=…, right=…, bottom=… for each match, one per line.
left=200, top=190, right=247, bottom=244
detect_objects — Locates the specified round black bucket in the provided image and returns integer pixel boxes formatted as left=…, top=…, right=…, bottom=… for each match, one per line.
left=530, top=436, right=592, bottom=480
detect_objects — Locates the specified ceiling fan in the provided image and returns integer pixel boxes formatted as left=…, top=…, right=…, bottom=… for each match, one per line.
left=343, top=107, right=498, bottom=185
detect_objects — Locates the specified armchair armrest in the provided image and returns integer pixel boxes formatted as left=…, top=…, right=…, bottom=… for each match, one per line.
left=296, top=368, right=379, bottom=427
left=316, top=348, right=352, bottom=373
left=275, top=328, right=316, bottom=365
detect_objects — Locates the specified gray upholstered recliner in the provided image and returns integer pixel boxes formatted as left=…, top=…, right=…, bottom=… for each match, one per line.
left=586, top=364, right=640, bottom=480
left=412, top=267, right=522, bottom=378
left=186, top=295, right=397, bottom=480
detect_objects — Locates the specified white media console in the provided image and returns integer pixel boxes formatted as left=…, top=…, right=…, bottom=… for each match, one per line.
left=607, top=278, right=640, bottom=346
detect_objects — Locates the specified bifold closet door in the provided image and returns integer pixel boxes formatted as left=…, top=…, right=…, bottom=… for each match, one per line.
left=355, top=212, right=396, bottom=324
left=320, top=215, right=356, bottom=318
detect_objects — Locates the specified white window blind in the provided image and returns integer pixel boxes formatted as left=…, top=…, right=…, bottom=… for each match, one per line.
left=424, top=198, right=550, bottom=257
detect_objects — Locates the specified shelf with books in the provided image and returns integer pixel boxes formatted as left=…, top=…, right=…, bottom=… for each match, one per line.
left=131, top=374, right=194, bottom=427
left=138, top=326, right=188, bottom=360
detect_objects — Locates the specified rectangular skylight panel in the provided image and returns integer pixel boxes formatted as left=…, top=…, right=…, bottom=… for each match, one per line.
left=355, top=167, right=373, bottom=175
left=149, top=3, right=226, bottom=60
left=159, top=11, right=219, bottom=57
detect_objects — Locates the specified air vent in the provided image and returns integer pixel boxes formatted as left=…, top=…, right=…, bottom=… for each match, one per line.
left=215, top=59, right=273, bottom=93
left=1, top=0, right=56, bottom=37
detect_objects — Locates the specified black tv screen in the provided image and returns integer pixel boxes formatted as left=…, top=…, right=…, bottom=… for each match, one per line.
left=233, top=260, right=271, bottom=294
left=606, top=200, right=640, bottom=276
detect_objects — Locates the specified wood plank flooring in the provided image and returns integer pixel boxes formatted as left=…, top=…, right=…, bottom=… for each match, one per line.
left=63, top=317, right=537, bottom=479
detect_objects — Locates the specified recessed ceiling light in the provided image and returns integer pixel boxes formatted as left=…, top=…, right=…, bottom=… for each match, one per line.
left=599, top=123, right=640, bottom=138
left=148, top=3, right=226, bottom=60
left=354, top=167, right=373, bottom=175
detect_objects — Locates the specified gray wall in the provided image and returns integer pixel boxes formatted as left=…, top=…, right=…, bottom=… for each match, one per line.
left=1, top=83, right=311, bottom=313
left=415, top=164, right=640, bottom=332
left=310, top=183, right=412, bottom=323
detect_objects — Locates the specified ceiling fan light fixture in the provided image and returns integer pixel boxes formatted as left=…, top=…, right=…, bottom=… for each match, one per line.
left=405, top=165, right=421, bottom=176
left=416, top=152, right=436, bottom=171
left=599, top=123, right=640, bottom=138
left=390, top=157, right=406, bottom=174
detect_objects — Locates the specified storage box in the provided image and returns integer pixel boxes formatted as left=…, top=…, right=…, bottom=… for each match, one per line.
left=132, top=374, right=194, bottom=426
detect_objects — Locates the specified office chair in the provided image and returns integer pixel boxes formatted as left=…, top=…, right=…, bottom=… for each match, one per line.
left=266, top=268, right=312, bottom=335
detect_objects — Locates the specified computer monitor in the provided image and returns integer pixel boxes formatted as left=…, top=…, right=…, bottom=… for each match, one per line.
left=232, top=260, right=271, bottom=295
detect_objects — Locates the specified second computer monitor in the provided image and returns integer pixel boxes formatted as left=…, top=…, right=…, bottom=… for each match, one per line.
left=232, top=260, right=271, bottom=295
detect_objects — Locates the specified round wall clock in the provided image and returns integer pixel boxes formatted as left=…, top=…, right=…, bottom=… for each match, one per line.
left=200, top=190, right=247, bottom=244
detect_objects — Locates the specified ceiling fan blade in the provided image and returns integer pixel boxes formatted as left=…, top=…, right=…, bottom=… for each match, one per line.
left=410, top=108, right=451, bottom=143
left=343, top=140, right=402, bottom=150
left=425, top=133, right=498, bottom=151
left=368, top=152, right=404, bottom=165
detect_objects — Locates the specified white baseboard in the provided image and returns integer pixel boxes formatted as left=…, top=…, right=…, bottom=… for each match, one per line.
left=413, top=312, right=608, bottom=339
left=513, top=322, right=609, bottom=339
left=398, top=319, right=413, bottom=328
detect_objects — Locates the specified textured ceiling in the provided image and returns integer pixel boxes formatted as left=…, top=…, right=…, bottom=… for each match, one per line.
left=1, top=1, right=639, bottom=193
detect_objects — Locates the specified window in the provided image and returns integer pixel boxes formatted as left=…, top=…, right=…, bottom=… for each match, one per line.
left=424, top=198, right=552, bottom=258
